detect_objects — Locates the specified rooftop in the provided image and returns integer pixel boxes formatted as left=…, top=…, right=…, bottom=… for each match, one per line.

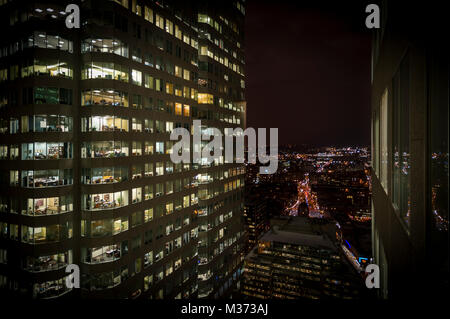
left=258, top=216, right=338, bottom=251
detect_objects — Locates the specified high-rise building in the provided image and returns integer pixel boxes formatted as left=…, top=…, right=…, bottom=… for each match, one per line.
left=241, top=216, right=366, bottom=299
left=243, top=195, right=267, bottom=252
left=0, top=0, right=246, bottom=299
left=194, top=0, right=246, bottom=298
left=371, top=1, right=449, bottom=298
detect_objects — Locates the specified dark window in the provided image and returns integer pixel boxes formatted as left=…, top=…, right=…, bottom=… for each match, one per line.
left=144, top=229, right=153, bottom=244
left=165, top=40, right=172, bottom=54
left=144, top=97, right=153, bottom=110
left=428, top=50, right=449, bottom=277
left=392, top=53, right=410, bottom=225
left=132, top=22, right=141, bottom=39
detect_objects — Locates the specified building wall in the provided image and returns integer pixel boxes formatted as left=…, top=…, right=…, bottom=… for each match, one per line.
left=0, top=0, right=247, bottom=299
left=371, top=0, right=449, bottom=299
left=242, top=227, right=366, bottom=300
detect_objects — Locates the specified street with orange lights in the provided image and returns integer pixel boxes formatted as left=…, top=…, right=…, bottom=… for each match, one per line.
left=286, top=175, right=323, bottom=217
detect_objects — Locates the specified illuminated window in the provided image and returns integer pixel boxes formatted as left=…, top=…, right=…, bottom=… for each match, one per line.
left=191, top=39, right=198, bottom=51
left=175, top=65, right=182, bottom=78
left=132, top=187, right=142, bottom=203
left=198, top=93, right=213, bottom=104
left=82, top=38, right=127, bottom=57
left=81, top=141, right=128, bottom=158
left=155, top=78, right=163, bottom=91
left=83, top=190, right=128, bottom=210
left=165, top=19, right=173, bottom=34
left=131, top=69, right=142, bottom=86
left=156, top=162, right=164, bottom=176
left=22, top=58, right=73, bottom=79
left=156, top=142, right=164, bottom=154
left=82, top=62, right=127, bottom=82
left=175, top=103, right=182, bottom=116
left=22, top=223, right=73, bottom=244
left=22, top=169, right=73, bottom=188
left=132, top=0, right=141, bottom=16
left=191, top=88, right=197, bottom=100
left=132, top=118, right=142, bottom=132
left=183, top=105, right=190, bottom=117
left=144, top=142, right=153, bottom=155
left=144, top=208, right=153, bottom=222
left=155, top=14, right=164, bottom=29
left=22, top=196, right=73, bottom=216
left=166, top=121, right=173, bottom=133
left=27, top=32, right=74, bottom=52
left=22, top=142, right=72, bottom=160
left=144, top=6, right=153, bottom=22
left=132, top=141, right=142, bottom=156
left=183, top=86, right=190, bottom=98
left=144, top=74, right=153, bottom=89
left=183, top=69, right=190, bottom=80
left=175, top=25, right=182, bottom=39
left=165, top=82, right=174, bottom=94
left=198, top=14, right=211, bottom=25
left=175, top=85, right=182, bottom=97
left=82, top=89, right=128, bottom=107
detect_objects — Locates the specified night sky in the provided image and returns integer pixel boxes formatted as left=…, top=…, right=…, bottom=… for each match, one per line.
left=244, top=0, right=372, bottom=147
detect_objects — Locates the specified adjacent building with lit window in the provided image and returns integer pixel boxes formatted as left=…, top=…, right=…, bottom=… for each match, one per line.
left=371, top=0, right=448, bottom=298
left=243, top=196, right=267, bottom=252
left=0, top=0, right=246, bottom=299
left=241, top=216, right=366, bottom=299
left=195, top=0, right=246, bottom=298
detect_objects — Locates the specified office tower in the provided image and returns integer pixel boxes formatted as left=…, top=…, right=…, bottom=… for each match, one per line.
left=243, top=196, right=267, bottom=252
left=195, top=0, right=246, bottom=298
left=0, top=0, right=246, bottom=299
left=371, top=1, right=449, bottom=298
left=241, top=216, right=366, bottom=299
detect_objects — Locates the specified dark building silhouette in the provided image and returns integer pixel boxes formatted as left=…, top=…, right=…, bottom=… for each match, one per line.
left=371, top=0, right=449, bottom=299
left=243, top=195, right=268, bottom=252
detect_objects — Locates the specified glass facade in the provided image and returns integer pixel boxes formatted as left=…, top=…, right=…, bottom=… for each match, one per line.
left=0, top=0, right=245, bottom=299
left=428, top=51, right=449, bottom=282
left=391, top=54, right=411, bottom=225
left=371, top=2, right=449, bottom=298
